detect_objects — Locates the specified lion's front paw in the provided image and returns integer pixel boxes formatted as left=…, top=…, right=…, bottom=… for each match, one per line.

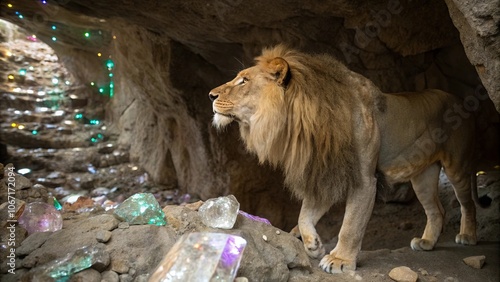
left=303, top=235, right=325, bottom=259
left=455, top=234, right=477, bottom=245
left=410, top=237, right=435, bottom=251
left=319, top=254, right=356, bottom=274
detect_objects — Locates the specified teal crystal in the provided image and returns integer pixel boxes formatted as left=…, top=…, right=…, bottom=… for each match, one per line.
left=53, top=196, right=63, bottom=211
left=113, top=193, right=167, bottom=226
left=30, top=245, right=106, bottom=281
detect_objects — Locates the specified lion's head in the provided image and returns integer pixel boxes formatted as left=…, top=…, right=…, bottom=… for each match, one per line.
left=209, top=53, right=290, bottom=130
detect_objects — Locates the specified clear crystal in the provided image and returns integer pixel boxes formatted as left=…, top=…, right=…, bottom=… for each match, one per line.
left=149, top=232, right=247, bottom=282
left=199, top=195, right=240, bottom=229
left=113, top=193, right=167, bottom=226
left=18, top=202, right=63, bottom=235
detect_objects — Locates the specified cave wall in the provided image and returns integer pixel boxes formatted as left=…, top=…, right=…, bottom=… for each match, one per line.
left=1, top=0, right=498, bottom=228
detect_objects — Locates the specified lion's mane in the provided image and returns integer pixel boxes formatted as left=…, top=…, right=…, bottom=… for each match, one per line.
left=240, top=45, right=363, bottom=204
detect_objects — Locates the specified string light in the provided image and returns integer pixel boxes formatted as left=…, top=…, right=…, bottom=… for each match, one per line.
left=19, top=69, right=27, bottom=76
left=84, top=32, right=90, bottom=38
left=97, top=52, right=102, bottom=57
left=74, top=113, right=83, bottom=120
left=52, top=77, right=59, bottom=85
left=7, top=74, right=15, bottom=81
left=51, top=36, right=57, bottom=41
left=11, top=123, right=17, bottom=128
left=51, top=25, right=56, bottom=30
left=31, top=130, right=38, bottom=135
left=7, top=3, right=13, bottom=8
left=17, top=124, right=25, bottom=130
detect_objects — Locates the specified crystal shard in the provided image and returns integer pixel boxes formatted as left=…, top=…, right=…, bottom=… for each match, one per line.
left=238, top=210, right=271, bottom=225
left=149, top=232, right=247, bottom=282
left=18, top=202, right=63, bottom=235
left=28, top=245, right=108, bottom=280
left=113, top=193, right=166, bottom=226
left=199, top=195, right=240, bottom=229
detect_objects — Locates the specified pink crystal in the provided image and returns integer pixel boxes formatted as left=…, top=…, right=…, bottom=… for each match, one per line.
left=19, top=202, right=63, bottom=235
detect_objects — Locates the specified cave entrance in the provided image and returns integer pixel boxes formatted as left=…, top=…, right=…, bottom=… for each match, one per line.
left=0, top=19, right=175, bottom=208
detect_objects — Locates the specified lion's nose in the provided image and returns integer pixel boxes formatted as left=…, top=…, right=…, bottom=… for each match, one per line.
left=209, top=92, right=218, bottom=102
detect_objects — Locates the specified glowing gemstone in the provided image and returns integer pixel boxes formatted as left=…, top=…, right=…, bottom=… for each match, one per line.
left=53, top=197, right=63, bottom=211
left=30, top=245, right=107, bottom=280
left=114, top=193, right=167, bottom=226
left=18, top=202, right=63, bottom=235
left=150, top=233, right=247, bottom=281
left=199, top=195, right=240, bottom=229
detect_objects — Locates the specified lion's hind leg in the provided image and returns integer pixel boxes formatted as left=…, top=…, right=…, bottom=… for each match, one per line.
left=444, top=167, right=477, bottom=246
left=410, top=163, right=444, bottom=251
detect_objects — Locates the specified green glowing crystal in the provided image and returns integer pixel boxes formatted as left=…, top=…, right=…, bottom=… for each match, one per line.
left=114, top=193, right=167, bottom=226
left=53, top=197, right=62, bottom=211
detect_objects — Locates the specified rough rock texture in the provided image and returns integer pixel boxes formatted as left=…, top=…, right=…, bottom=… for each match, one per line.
left=444, top=0, right=500, bottom=112
left=1, top=1, right=499, bottom=230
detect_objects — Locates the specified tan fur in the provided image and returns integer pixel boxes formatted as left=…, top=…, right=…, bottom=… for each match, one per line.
left=209, top=45, right=478, bottom=274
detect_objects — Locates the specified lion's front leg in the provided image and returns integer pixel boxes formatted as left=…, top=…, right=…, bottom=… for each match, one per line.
left=319, top=176, right=377, bottom=273
left=298, top=197, right=332, bottom=259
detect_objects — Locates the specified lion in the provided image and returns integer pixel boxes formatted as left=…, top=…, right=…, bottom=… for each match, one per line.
left=209, top=45, right=479, bottom=273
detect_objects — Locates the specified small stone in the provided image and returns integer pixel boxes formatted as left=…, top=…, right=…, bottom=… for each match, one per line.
left=118, top=222, right=130, bottom=229
left=388, top=266, right=418, bottom=282
left=119, top=274, right=133, bottom=282
left=463, top=255, right=486, bottom=269
left=101, top=271, right=120, bottom=282
left=134, top=274, right=149, bottom=282
left=18, top=202, right=63, bottom=235
left=128, top=267, right=136, bottom=276
left=418, top=268, right=429, bottom=276
left=235, top=277, right=249, bottom=282
left=198, top=195, right=240, bottom=229
left=68, top=268, right=101, bottom=282
left=114, top=193, right=167, bottom=226
left=96, top=230, right=112, bottom=243
left=262, top=235, right=268, bottom=242
left=276, top=230, right=281, bottom=235
left=111, top=259, right=129, bottom=274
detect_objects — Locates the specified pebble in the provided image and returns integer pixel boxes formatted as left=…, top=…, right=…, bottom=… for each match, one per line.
left=463, top=255, right=486, bottom=269
left=118, top=222, right=130, bottom=229
left=235, top=277, right=249, bottom=282
left=96, top=230, right=112, bottom=243
left=388, top=266, right=418, bottom=282
left=276, top=230, right=281, bottom=235
left=262, top=235, right=268, bottom=241
left=101, top=271, right=120, bottom=282
left=68, top=268, right=101, bottom=281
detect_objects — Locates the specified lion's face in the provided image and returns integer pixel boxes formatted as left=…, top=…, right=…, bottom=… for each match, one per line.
left=209, top=57, right=290, bottom=129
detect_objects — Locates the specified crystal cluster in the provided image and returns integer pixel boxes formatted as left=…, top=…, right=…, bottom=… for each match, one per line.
left=18, top=202, right=63, bottom=234
left=149, top=232, right=247, bottom=282
left=199, top=195, right=240, bottom=229
left=113, top=193, right=167, bottom=226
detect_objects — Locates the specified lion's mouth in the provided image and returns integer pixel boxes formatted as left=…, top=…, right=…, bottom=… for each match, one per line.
left=213, top=112, right=239, bottom=128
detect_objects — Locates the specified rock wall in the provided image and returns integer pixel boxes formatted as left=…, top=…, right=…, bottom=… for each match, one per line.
left=1, top=0, right=499, bottom=229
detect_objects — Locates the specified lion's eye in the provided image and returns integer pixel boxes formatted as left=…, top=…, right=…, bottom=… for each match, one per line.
left=237, top=77, right=248, bottom=85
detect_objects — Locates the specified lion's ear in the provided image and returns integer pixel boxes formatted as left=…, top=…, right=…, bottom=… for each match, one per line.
left=267, top=57, right=290, bottom=86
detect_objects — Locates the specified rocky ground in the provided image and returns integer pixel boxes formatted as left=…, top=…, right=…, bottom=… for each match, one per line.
left=1, top=21, right=499, bottom=282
